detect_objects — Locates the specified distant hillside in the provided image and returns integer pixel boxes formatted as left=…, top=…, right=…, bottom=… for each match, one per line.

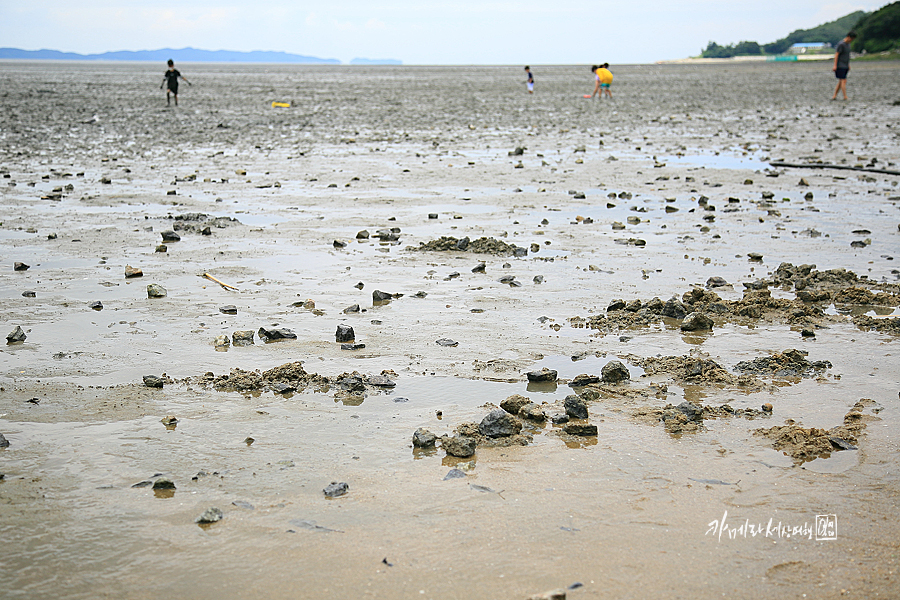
left=701, top=10, right=868, bottom=58
left=0, top=47, right=341, bottom=64
left=852, top=1, right=900, bottom=53
left=349, top=58, right=403, bottom=65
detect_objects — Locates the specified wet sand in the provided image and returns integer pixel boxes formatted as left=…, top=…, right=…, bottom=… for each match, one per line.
left=1, top=61, right=899, bottom=599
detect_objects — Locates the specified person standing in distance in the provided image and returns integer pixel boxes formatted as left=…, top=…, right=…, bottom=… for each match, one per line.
left=831, top=31, right=857, bottom=101
left=161, top=59, right=191, bottom=106
left=524, top=66, right=534, bottom=94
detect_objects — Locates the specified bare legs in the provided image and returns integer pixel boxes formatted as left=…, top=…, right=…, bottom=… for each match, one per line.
left=832, top=79, right=848, bottom=100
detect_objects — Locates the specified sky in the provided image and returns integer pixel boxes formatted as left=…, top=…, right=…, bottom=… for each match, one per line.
left=0, top=0, right=886, bottom=64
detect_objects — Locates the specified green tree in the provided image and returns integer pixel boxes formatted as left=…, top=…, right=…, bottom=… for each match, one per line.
left=852, top=2, right=900, bottom=53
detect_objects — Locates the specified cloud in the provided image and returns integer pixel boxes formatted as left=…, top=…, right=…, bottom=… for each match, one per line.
left=365, top=18, right=386, bottom=30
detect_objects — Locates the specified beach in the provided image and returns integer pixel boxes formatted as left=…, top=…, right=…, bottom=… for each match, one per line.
left=1, top=60, right=899, bottom=599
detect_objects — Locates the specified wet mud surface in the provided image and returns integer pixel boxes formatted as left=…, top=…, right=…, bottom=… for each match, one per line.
left=1, top=61, right=899, bottom=599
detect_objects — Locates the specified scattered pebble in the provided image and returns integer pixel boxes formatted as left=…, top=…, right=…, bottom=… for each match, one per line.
left=195, top=507, right=224, bottom=524
left=323, top=481, right=349, bottom=498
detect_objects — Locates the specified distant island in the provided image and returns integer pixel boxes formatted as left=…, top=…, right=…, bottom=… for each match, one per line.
left=701, top=2, right=900, bottom=59
left=0, top=47, right=402, bottom=65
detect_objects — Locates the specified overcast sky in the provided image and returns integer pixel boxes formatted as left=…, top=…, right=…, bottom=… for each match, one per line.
left=0, top=1, right=884, bottom=64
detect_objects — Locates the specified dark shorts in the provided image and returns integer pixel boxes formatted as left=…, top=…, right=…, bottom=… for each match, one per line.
left=168, top=82, right=179, bottom=94
left=835, top=68, right=848, bottom=80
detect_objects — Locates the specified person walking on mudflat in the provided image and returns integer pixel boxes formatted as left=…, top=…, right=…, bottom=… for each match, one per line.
left=831, top=31, right=856, bottom=100
left=161, top=59, right=191, bottom=106
left=524, top=66, right=534, bottom=93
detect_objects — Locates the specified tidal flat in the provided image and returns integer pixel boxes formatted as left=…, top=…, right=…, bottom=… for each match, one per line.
left=1, top=61, right=899, bottom=599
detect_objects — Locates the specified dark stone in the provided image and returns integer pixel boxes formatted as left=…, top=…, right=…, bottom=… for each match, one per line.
left=232, top=330, right=254, bottom=346
left=748, top=252, right=763, bottom=261
left=367, top=375, right=396, bottom=387
left=551, top=414, right=570, bottom=424
left=801, top=328, right=816, bottom=338
left=341, top=343, right=366, bottom=350
left=513, top=247, right=527, bottom=257
left=681, top=312, right=714, bottom=331
left=219, top=305, right=238, bottom=314
left=472, top=262, right=486, bottom=273
left=89, top=300, right=103, bottom=310
left=152, top=478, right=175, bottom=490
left=428, top=213, right=438, bottom=219
left=607, top=298, right=626, bottom=312
left=479, top=408, right=522, bottom=438
left=22, top=291, right=36, bottom=298
left=201, top=227, right=212, bottom=236
left=333, top=239, right=347, bottom=248
left=161, top=230, right=181, bottom=242
left=443, top=468, right=466, bottom=480
left=526, top=368, right=558, bottom=382
left=195, top=507, right=224, bottom=524
left=272, top=382, right=296, bottom=394
left=601, top=360, right=630, bottom=383
left=0, top=433, right=9, bottom=448
left=412, top=428, right=437, bottom=448
left=336, top=324, right=355, bottom=342
left=6, top=326, right=26, bottom=343
left=499, top=275, right=516, bottom=284
left=435, top=338, right=458, bottom=347
left=13, top=262, right=29, bottom=271
left=372, top=290, right=394, bottom=302
left=156, top=244, right=167, bottom=253
left=533, top=275, right=544, bottom=284
left=677, top=402, right=703, bottom=422
left=500, top=394, right=531, bottom=415
left=706, top=276, right=729, bottom=288
left=258, top=327, right=297, bottom=340
left=456, top=237, right=469, bottom=251
left=323, top=481, right=349, bottom=498
left=124, top=265, right=143, bottom=278
left=142, top=375, right=164, bottom=388
left=146, top=284, right=167, bottom=298
left=356, top=230, right=369, bottom=239
left=564, top=423, right=598, bottom=436
left=564, top=395, right=588, bottom=419
left=441, top=436, right=476, bottom=458
left=343, top=304, right=361, bottom=313
left=662, top=296, right=687, bottom=319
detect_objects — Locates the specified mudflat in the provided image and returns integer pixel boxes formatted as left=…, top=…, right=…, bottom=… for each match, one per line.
left=1, top=61, right=899, bottom=599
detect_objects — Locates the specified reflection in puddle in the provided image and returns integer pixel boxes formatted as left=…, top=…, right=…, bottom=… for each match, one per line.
left=800, top=449, right=858, bottom=474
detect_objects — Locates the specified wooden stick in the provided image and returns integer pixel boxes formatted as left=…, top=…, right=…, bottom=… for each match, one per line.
left=769, top=161, right=900, bottom=176
left=203, top=272, right=239, bottom=290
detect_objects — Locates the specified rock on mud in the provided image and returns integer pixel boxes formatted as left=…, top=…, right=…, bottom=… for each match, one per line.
left=195, top=507, right=224, bottom=524
left=152, top=478, right=175, bottom=490
left=14, top=262, right=29, bottom=271
left=526, top=368, right=557, bottom=382
left=412, top=428, right=437, bottom=448
left=681, top=312, right=714, bottom=331
left=564, top=395, right=589, bottom=419
left=479, top=408, right=523, bottom=438
left=519, top=403, right=547, bottom=421
left=735, top=349, right=831, bottom=378
left=0, top=433, right=10, bottom=448
left=601, top=360, right=630, bottom=383
left=335, top=324, right=355, bottom=343
left=564, top=423, right=598, bottom=436
left=219, top=305, right=238, bottom=315
left=500, top=394, right=531, bottom=415
left=441, top=435, right=476, bottom=458
left=6, top=326, right=26, bottom=343
left=161, top=231, right=181, bottom=242
left=258, top=327, right=297, bottom=341
left=323, top=481, right=349, bottom=498
left=124, top=265, right=143, bottom=278
left=147, top=284, right=167, bottom=298
left=143, top=375, right=164, bottom=388
left=232, top=330, right=254, bottom=346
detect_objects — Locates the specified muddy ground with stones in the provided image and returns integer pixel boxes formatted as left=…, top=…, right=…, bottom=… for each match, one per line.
left=1, top=61, right=899, bottom=599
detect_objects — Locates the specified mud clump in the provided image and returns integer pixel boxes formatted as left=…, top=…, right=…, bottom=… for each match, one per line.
left=852, top=315, right=900, bottom=334
left=753, top=399, right=875, bottom=462
left=203, top=361, right=323, bottom=392
left=632, top=353, right=760, bottom=388
left=415, top=236, right=524, bottom=256
left=735, top=349, right=831, bottom=378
